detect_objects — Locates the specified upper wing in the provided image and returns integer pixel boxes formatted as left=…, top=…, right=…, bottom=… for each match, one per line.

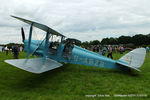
left=11, top=15, right=65, bottom=37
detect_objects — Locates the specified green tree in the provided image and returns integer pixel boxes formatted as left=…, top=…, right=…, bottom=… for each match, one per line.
left=132, top=34, right=148, bottom=46
left=118, top=36, right=132, bottom=44
left=81, top=41, right=90, bottom=48
left=89, top=40, right=100, bottom=45
left=101, top=38, right=109, bottom=45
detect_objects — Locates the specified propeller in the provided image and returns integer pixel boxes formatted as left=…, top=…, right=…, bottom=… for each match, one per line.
left=21, top=27, right=25, bottom=42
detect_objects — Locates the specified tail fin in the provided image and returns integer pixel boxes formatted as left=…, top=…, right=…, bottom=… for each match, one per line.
left=116, top=48, right=146, bottom=71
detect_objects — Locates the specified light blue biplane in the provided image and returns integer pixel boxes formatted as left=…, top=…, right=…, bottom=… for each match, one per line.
left=5, top=16, right=146, bottom=73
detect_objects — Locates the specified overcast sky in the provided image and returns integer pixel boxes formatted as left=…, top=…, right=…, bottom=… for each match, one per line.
left=0, top=0, right=150, bottom=43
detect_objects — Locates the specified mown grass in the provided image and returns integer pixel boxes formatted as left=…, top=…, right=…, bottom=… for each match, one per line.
left=0, top=51, right=150, bottom=100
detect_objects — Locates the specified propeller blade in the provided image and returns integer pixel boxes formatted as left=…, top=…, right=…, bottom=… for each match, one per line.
left=21, top=27, right=25, bottom=42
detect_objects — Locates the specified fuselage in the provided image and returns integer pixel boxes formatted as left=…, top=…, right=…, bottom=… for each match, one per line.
left=24, top=39, right=120, bottom=70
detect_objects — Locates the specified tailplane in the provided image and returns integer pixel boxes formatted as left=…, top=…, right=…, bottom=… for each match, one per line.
left=116, top=48, right=146, bottom=71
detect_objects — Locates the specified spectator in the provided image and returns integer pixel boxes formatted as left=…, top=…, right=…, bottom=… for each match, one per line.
left=19, top=46, right=23, bottom=52
left=4, top=46, right=9, bottom=55
left=146, top=47, right=149, bottom=52
left=107, top=45, right=113, bottom=59
left=12, top=44, right=19, bottom=59
left=102, top=47, right=106, bottom=56
left=2, top=46, right=4, bottom=52
left=119, top=46, right=123, bottom=54
left=96, top=46, right=99, bottom=52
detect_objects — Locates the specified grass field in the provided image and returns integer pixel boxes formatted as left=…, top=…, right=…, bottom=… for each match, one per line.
left=0, top=51, right=150, bottom=100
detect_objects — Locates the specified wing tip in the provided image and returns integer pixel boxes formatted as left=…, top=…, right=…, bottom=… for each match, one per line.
left=10, top=15, right=17, bottom=18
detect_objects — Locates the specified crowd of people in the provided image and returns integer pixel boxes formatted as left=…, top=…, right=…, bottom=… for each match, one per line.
left=1, top=43, right=149, bottom=60
left=1, top=45, right=23, bottom=59
left=85, top=45, right=127, bottom=59
left=91, top=45, right=150, bottom=59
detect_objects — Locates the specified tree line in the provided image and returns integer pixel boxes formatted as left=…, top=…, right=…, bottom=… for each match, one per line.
left=81, top=34, right=150, bottom=47
left=1, top=33, right=150, bottom=48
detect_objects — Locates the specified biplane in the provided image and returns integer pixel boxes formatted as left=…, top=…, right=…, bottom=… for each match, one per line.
left=5, top=16, right=146, bottom=73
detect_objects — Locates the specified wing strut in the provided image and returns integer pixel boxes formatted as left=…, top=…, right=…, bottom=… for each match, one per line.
left=43, top=30, right=50, bottom=63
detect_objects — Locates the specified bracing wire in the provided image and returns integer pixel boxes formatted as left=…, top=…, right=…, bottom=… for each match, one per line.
left=32, top=27, right=46, bottom=44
